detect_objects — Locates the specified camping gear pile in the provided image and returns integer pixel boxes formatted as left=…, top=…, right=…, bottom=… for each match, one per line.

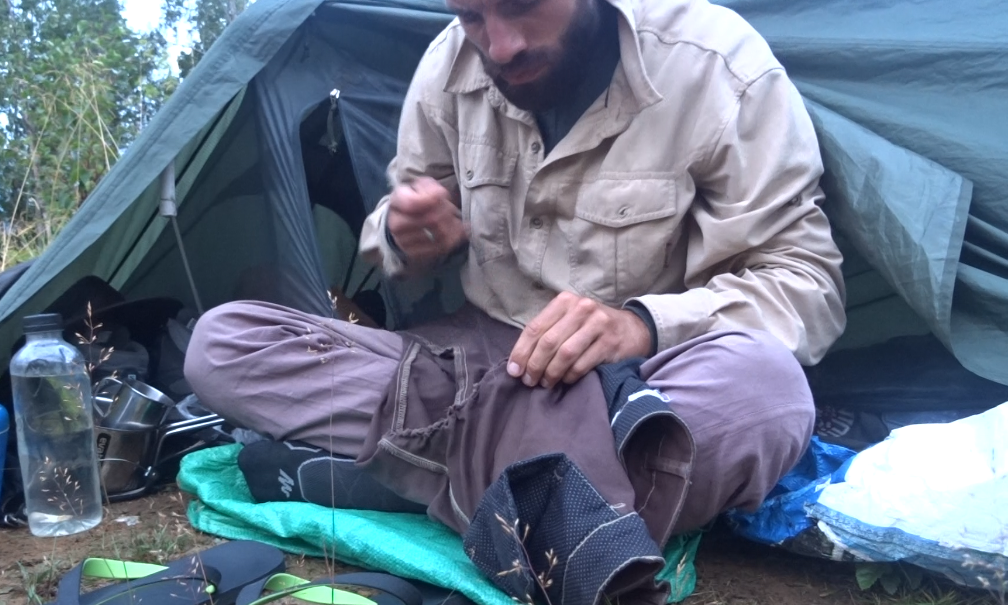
left=0, top=0, right=1006, bottom=600
left=0, top=276, right=233, bottom=523
left=727, top=402, right=1008, bottom=591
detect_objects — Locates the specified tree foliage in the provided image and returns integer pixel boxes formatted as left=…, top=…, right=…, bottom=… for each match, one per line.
left=0, top=0, right=250, bottom=269
left=0, top=0, right=179, bottom=267
left=162, top=0, right=252, bottom=78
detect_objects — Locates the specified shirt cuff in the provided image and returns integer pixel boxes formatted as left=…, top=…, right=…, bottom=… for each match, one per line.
left=623, top=301, right=658, bottom=357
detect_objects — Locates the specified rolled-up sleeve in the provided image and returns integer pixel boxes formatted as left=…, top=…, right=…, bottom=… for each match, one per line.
left=627, top=68, right=846, bottom=365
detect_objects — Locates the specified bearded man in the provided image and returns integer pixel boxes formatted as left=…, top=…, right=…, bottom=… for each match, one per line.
left=185, top=0, right=845, bottom=600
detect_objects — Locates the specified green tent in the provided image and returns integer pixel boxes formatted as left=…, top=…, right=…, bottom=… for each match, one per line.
left=0, top=0, right=1006, bottom=390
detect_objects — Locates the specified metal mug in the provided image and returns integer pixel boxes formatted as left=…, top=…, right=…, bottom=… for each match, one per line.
left=93, top=377, right=174, bottom=431
left=94, top=424, right=159, bottom=495
left=92, top=377, right=174, bottom=495
left=91, top=378, right=224, bottom=500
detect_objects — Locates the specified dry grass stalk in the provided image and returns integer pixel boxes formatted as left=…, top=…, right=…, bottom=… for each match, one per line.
left=74, top=301, right=117, bottom=379
left=494, top=512, right=558, bottom=605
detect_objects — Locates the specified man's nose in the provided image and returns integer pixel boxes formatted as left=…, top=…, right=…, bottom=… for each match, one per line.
left=485, top=17, right=526, bottom=65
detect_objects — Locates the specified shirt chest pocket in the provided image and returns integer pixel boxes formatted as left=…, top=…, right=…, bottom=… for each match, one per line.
left=567, top=176, right=680, bottom=305
left=459, top=143, right=518, bottom=266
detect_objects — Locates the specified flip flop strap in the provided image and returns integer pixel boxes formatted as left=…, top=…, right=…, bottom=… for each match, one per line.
left=331, top=573, right=424, bottom=605
left=56, top=557, right=222, bottom=605
left=238, top=571, right=424, bottom=605
left=237, top=573, right=372, bottom=605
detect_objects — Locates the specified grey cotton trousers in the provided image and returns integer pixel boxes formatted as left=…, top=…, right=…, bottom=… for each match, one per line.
left=184, top=300, right=815, bottom=534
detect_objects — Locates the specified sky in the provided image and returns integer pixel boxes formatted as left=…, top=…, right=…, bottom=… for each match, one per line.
left=121, top=0, right=193, bottom=72
left=121, top=0, right=162, bottom=33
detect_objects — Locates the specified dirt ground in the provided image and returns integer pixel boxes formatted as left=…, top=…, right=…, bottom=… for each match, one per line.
left=0, top=486, right=997, bottom=605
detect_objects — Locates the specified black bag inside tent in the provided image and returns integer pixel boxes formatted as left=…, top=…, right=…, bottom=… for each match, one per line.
left=1, top=0, right=1007, bottom=519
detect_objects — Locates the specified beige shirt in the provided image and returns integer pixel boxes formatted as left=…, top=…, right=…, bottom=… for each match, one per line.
left=360, top=0, right=846, bottom=365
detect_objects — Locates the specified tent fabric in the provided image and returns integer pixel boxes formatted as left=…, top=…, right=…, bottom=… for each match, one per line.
left=714, top=0, right=1008, bottom=383
left=0, top=0, right=1006, bottom=393
left=803, top=100, right=971, bottom=353
left=177, top=444, right=702, bottom=604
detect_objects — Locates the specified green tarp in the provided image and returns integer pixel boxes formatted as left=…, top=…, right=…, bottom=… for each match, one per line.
left=178, top=444, right=702, bottom=604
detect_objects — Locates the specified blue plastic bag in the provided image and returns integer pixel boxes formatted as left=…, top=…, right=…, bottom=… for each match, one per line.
left=0, top=405, right=8, bottom=503
left=724, top=437, right=856, bottom=546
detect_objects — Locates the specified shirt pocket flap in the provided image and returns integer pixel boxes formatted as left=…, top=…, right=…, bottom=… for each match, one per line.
left=460, top=143, right=518, bottom=188
left=575, top=175, right=678, bottom=228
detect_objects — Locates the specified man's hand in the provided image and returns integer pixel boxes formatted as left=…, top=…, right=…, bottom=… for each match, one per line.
left=387, top=177, right=468, bottom=265
left=507, top=292, right=653, bottom=389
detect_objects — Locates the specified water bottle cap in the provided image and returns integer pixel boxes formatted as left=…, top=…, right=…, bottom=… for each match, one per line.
left=22, top=313, right=63, bottom=334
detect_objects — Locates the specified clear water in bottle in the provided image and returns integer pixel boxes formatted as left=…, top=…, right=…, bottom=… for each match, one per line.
left=11, top=314, right=103, bottom=537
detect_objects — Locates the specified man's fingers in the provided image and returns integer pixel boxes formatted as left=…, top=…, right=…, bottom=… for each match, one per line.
left=508, top=292, right=589, bottom=384
left=393, top=232, right=440, bottom=254
left=438, top=212, right=470, bottom=249
left=387, top=178, right=465, bottom=264
left=507, top=294, right=644, bottom=391
left=409, top=176, right=447, bottom=197
left=537, top=301, right=609, bottom=387
left=560, top=339, right=611, bottom=385
left=522, top=310, right=588, bottom=387
left=393, top=211, right=467, bottom=249
left=508, top=294, right=572, bottom=378
left=390, top=178, right=451, bottom=219
left=447, top=206, right=467, bottom=245
left=540, top=325, right=600, bottom=388
left=390, top=191, right=441, bottom=220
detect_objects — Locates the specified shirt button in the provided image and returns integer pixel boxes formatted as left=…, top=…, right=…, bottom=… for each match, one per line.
left=531, top=142, right=541, bottom=153
left=530, top=217, right=543, bottom=229
left=618, top=207, right=630, bottom=217
left=465, top=169, right=474, bottom=180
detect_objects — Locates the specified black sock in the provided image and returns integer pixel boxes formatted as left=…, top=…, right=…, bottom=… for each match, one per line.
left=237, top=440, right=426, bottom=513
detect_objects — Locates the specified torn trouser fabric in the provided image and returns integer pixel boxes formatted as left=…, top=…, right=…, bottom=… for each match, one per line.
left=355, top=309, right=696, bottom=605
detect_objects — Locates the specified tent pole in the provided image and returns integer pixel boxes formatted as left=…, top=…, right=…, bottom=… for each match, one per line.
left=159, top=161, right=206, bottom=316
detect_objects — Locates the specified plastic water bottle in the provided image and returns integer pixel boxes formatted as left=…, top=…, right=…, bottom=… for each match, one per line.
left=10, top=313, right=103, bottom=536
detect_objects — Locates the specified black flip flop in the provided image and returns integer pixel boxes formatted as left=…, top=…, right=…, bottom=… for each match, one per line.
left=49, top=539, right=285, bottom=605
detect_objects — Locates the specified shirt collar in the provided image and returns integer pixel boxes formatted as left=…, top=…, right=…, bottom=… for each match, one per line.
left=443, top=0, right=663, bottom=111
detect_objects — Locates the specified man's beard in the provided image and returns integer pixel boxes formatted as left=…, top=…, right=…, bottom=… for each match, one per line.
left=480, top=0, right=603, bottom=113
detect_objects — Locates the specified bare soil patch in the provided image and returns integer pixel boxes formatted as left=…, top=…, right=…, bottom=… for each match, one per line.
left=0, top=487, right=995, bottom=605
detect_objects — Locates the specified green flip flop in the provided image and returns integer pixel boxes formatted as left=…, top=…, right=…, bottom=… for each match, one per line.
left=236, top=572, right=425, bottom=605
